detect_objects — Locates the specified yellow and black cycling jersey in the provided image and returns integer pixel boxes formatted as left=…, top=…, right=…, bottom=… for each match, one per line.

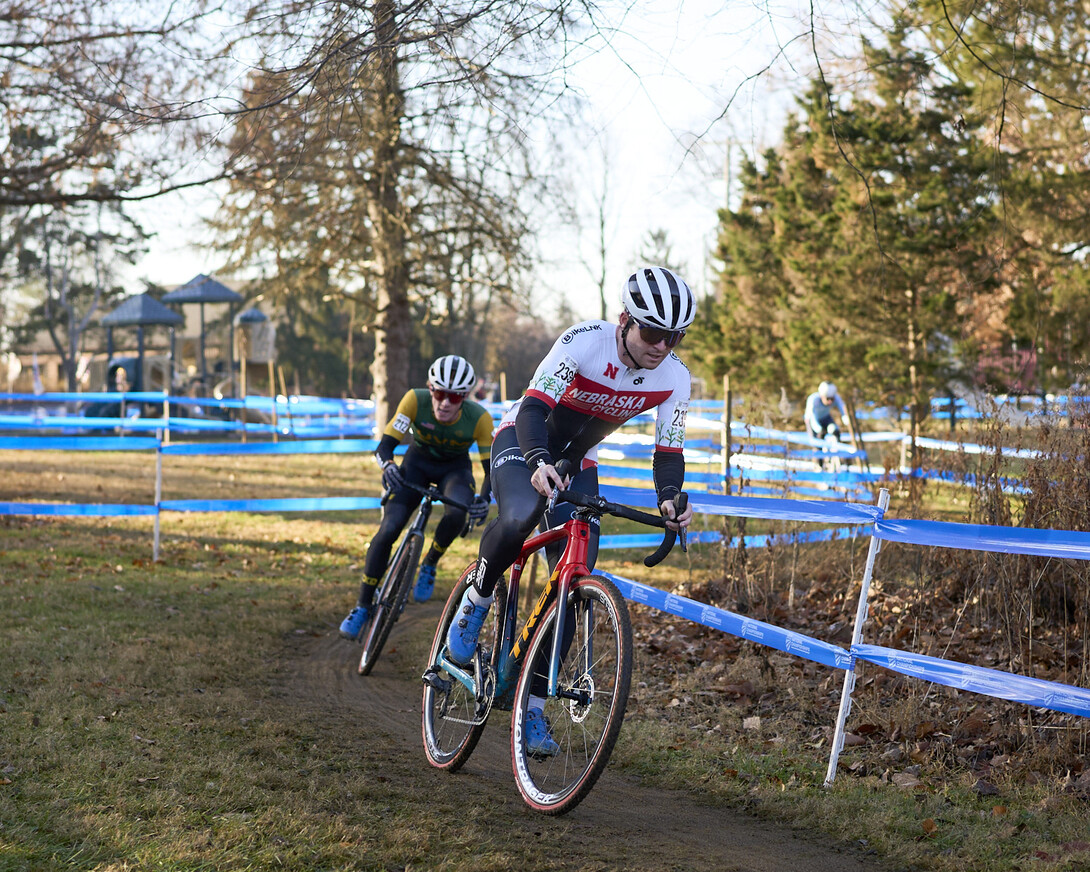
left=383, top=388, right=493, bottom=463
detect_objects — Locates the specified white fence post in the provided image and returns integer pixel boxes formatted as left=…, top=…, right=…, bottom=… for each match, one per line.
left=153, top=437, right=163, bottom=562
left=824, top=486, right=889, bottom=787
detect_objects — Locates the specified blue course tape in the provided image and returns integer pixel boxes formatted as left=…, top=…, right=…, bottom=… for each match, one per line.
left=875, top=518, right=1090, bottom=560
left=0, top=502, right=157, bottom=516
left=0, top=391, right=167, bottom=402
left=0, top=436, right=160, bottom=451
left=162, top=439, right=380, bottom=456
left=598, top=527, right=858, bottom=551
left=599, top=484, right=880, bottom=525
left=160, top=497, right=384, bottom=513
left=854, top=644, right=1090, bottom=718
left=0, top=414, right=166, bottom=432
left=599, top=530, right=725, bottom=549
left=600, top=571, right=850, bottom=670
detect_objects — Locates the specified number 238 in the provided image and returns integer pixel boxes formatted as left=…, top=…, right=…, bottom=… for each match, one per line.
left=555, top=361, right=576, bottom=382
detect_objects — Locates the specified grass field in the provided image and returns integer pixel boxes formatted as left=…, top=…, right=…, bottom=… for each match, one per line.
left=2, top=449, right=1090, bottom=871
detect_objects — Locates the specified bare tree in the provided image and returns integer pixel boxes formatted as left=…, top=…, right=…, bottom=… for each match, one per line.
left=11, top=203, right=142, bottom=388
left=0, top=2, right=245, bottom=209
left=212, top=0, right=597, bottom=427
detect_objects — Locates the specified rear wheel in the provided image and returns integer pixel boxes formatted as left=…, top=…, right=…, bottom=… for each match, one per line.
left=510, top=574, right=632, bottom=814
left=421, top=561, right=507, bottom=771
left=358, top=532, right=422, bottom=675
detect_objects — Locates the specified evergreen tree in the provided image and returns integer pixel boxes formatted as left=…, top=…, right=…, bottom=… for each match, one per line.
left=906, top=0, right=1090, bottom=390
left=690, top=21, right=1010, bottom=452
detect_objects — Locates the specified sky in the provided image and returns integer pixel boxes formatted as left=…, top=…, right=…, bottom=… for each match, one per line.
left=130, top=0, right=850, bottom=320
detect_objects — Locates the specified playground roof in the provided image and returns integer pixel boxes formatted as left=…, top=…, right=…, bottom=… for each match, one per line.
left=101, top=293, right=184, bottom=328
left=162, top=274, right=243, bottom=305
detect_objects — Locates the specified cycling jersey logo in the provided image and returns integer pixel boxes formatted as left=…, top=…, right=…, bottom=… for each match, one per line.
left=565, top=387, right=648, bottom=418
left=492, top=451, right=522, bottom=469
left=603, top=362, right=619, bottom=379
left=560, top=323, right=602, bottom=344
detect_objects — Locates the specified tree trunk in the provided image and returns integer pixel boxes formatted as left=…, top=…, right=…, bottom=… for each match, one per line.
left=367, top=0, right=410, bottom=433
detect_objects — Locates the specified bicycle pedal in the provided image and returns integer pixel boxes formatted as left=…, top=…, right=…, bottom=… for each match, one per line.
left=421, top=668, right=451, bottom=694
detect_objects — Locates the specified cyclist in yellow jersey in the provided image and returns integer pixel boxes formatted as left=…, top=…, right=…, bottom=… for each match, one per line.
left=340, top=355, right=494, bottom=640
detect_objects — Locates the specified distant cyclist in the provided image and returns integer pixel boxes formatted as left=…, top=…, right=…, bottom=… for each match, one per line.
left=445, top=266, right=696, bottom=754
left=804, top=381, right=847, bottom=442
left=340, top=355, right=494, bottom=640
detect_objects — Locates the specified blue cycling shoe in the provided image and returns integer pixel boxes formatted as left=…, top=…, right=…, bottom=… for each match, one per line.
left=525, top=707, right=560, bottom=758
left=413, top=563, right=437, bottom=603
left=339, top=605, right=372, bottom=640
left=446, top=588, right=490, bottom=666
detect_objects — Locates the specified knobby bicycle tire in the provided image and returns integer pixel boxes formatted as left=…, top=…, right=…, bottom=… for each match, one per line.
left=510, top=574, right=633, bottom=815
left=421, top=561, right=507, bottom=771
left=358, top=531, right=423, bottom=675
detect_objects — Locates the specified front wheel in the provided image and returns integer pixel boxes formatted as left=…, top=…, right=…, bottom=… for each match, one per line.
left=510, top=574, right=633, bottom=815
left=358, top=532, right=422, bottom=676
left=421, top=561, right=507, bottom=771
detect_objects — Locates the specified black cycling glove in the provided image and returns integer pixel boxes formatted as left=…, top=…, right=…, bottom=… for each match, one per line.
left=468, top=495, right=490, bottom=524
left=381, top=460, right=403, bottom=492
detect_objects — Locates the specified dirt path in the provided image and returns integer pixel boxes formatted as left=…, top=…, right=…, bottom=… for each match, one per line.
left=285, top=605, right=895, bottom=872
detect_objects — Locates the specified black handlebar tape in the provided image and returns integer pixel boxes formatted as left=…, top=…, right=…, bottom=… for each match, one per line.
left=643, top=492, right=689, bottom=567
left=643, top=526, right=678, bottom=567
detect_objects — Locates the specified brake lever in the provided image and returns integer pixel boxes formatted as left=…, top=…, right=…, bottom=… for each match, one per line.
left=547, top=459, right=573, bottom=513
left=675, top=492, right=689, bottom=553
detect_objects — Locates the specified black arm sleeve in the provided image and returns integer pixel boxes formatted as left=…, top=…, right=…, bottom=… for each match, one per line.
left=374, top=433, right=401, bottom=466
left=477, top=462, right=491, bottom=502
left=652, top=449, right=685, bottom=503
left=515, top=396, right=553, bottom=469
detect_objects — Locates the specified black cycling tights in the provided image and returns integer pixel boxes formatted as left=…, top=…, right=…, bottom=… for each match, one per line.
left=362, top=447, right=474, bottom=581
left=472, top=427, right=599, bottom=599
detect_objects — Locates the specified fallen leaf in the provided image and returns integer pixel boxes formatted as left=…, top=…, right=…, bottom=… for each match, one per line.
left=956, top=716, right=987, bottom=738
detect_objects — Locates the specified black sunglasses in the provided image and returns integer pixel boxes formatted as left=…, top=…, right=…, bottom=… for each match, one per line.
left=634, top=320, right=685, bottom=348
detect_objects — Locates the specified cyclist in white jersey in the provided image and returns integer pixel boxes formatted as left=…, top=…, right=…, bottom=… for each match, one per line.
left=444, top=266, right=696, bottom=754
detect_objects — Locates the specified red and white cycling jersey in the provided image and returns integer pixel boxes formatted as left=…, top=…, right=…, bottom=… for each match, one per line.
left=499, top=319, right=690, bottom=465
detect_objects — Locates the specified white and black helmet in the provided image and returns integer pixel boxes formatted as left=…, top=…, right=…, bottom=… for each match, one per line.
left=621, top=266, right=696, bottom=331
left=818, top=381, right=838, bottom=401
left=428, top=355, right=476, bottom=393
